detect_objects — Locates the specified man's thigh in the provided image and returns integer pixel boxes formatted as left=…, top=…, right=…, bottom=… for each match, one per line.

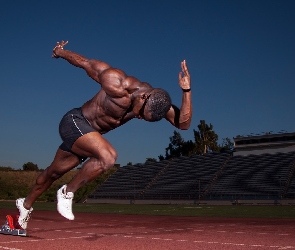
left=71, top=131, right=116, bottom=160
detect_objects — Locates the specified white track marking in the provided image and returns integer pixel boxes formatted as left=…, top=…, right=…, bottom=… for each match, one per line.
left=0, top=246, right=22, bottom=250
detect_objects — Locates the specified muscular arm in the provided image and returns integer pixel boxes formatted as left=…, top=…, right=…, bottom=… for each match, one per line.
left=52, top=41, right=147, bottom=99
left=53, top=41, right=110, bottom=83
left=165, top=60, right=192, bottom=130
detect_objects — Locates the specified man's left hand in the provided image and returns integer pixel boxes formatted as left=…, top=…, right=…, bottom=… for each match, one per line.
left=178, top=60, right=190, bottom=91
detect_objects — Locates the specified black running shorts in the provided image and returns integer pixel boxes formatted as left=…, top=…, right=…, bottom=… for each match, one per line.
left=59, top=108, right=96, bottom=160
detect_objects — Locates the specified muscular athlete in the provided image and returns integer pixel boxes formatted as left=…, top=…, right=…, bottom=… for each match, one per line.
left=16, top=40, right=192, bottom=229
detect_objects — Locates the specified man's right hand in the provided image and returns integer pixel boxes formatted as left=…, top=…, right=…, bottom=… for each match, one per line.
left=52, top=40, right=68, bottom=58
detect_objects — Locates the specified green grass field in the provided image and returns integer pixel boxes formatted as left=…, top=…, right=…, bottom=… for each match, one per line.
left=1, top=201, right=294, bottom=219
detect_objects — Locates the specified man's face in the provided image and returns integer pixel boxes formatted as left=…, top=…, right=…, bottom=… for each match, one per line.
left=138, top=93, right=154, bottom=121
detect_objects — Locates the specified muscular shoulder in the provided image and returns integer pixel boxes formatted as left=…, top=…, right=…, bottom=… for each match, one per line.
left=100, top=68, right=149, bottom=96
left=100, top=68, right=127, bottom=85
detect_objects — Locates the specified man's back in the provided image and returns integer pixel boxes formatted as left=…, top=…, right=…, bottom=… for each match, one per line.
left=80, top=66, right=153, bottom=133
left=53, top=40, right=192, bottom=131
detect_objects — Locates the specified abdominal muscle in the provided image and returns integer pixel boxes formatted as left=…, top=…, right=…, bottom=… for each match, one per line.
left=81, top=90, right=134, bottom=134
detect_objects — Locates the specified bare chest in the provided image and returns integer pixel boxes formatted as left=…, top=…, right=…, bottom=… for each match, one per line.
left=82, top=92, right=134, bottom=133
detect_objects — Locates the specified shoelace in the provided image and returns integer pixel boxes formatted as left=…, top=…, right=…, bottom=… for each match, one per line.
left=63, top=188, right=74, bottom=199
left=23, top=211, right=32, bottom=223
left=62, top=193, right=73, bottom=210
left=64, top=193, right=73, bottom=199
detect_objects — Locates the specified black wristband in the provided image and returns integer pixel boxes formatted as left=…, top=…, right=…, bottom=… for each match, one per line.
left=182, top=88, right=191, bottom=92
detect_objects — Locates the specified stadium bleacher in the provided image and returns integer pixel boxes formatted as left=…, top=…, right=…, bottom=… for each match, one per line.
left=88, top=151, right=295, bottom=202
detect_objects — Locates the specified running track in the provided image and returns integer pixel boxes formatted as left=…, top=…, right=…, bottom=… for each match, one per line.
left=0, top=209, right=294, bottom=250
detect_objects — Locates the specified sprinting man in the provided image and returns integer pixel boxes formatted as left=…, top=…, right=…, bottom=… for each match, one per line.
left=16, top=40, right=192, bottom=229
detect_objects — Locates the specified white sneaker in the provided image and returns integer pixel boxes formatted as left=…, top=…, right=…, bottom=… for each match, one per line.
left=16, top=198, right=33, bottom=230
left=57, top=185, right=75, bottom=220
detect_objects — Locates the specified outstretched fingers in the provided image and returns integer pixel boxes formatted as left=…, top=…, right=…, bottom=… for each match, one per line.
left=179, top=60, right=190, bottom=90
left=181, top=60, right=190, bottom=76
left=179, top=60, right=188, bottom=80
left=52, top=40, right=68, bottom=58
left=58, top=40, right=69, bottom=48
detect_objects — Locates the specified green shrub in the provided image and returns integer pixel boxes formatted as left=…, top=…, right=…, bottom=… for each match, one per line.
left=0, top=167, right=117, bottom=201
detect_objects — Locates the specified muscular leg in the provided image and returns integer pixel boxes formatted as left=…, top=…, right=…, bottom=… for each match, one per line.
left=66, top=131, right=117, bottom=193
left=23, top=148, right=80, bottom=210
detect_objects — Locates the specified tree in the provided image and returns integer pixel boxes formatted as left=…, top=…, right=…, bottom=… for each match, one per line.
left=145, top=158, right=157, bottom=163
left=181, top=140, right=197, bottom=156
left=162, top=131, right=196, bottom=159
left=194, top=120, right=219, bottom=154
left=164, top=131, right=185, bottom=159
left=219, top=137, right=234, bottom=152
left=158, top=155, right=165, bottom=161
left=0, top=166, right=14, bottom=171
left=22, top=162, right=39, bottom=171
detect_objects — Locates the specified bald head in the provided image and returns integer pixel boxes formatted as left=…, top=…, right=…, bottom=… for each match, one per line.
left=146, top=88, right=171, bottom=121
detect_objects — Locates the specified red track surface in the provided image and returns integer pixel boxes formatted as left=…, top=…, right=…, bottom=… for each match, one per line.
left=0, top=209, right=294, bottom=250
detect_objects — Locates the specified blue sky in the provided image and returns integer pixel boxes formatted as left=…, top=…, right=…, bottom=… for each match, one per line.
left=1, top=0, right=294, bottom=169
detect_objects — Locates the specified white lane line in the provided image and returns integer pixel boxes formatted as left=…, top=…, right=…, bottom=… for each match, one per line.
left=0, top=246, right=22, bottom=250
left=0, top=235, right=93, bottom=245
left=4, top=232, right=293, bottom=250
